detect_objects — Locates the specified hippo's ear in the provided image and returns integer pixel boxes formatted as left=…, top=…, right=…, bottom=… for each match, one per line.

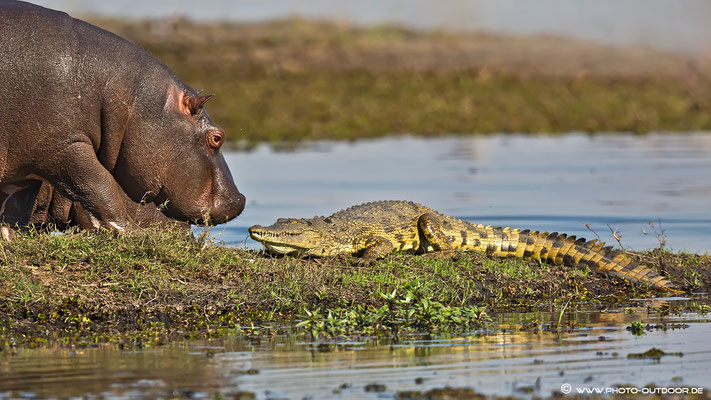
left=180, top=93, right=214, bottom=116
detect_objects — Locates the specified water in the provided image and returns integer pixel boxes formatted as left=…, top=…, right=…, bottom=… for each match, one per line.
left=219, top=132, right=711, bottom=254
left=1, top=304, right=709, bottom=398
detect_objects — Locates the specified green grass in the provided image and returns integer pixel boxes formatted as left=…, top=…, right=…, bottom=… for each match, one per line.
left=1, top=228, right=707, bottom=330
left=0, top=228, right=707, bottom=350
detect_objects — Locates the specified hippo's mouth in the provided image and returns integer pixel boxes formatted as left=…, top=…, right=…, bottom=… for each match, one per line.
left=150, top=185, right=185, bottom=220
left=146, top=184, right=245, bottom=225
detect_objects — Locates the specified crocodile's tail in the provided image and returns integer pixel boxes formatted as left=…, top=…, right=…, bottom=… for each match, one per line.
left=470, top=225, right=677, bottom=291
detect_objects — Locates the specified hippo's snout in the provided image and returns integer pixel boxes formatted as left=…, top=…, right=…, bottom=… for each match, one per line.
left=196, top=151, right=245, bottom=225
left=205, top=191, right=245, bottom=225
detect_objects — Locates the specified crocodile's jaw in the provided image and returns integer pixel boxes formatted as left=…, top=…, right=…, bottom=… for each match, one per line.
left=261, top=243, right=302, bottom=255
left=249, top=225, right=321, bottom=255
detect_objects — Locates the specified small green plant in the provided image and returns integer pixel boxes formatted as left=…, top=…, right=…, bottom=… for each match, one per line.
left=296, top=308, right=324, bottom=339
left=686, top=302, right=710, bottom=316
left=627, top=321, right=646, bottom=336
left=555, top=298, right=572, bottom=329
left=684, top=270, right=702, bottom=289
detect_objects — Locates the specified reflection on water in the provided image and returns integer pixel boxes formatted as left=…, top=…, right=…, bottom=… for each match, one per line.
left=219, top=132, right=711, bottom=253
left=1, top=306, right=709, bottom=399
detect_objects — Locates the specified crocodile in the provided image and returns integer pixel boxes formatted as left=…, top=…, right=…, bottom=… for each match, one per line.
left=249, top=200, right=678, bottom=291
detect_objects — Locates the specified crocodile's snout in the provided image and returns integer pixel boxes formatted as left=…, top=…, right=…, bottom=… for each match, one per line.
left=249, top=224, right=305, bottom=239
left=248, top=225, right=265, bottom=239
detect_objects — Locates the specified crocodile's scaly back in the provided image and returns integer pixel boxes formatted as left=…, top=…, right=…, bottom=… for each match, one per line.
left=250, top=200, right=677, bottom=291
left=426, top=215, right=674, bottom=289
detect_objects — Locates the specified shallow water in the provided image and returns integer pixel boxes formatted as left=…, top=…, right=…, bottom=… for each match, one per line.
left=219, top=132, right=711, bottom=254
left=1, top=302, right=709, bottom=399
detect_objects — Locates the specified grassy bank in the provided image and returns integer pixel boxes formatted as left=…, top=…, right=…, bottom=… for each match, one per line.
left=87, top=18, right=711, bottom=143
left=1, top=228, right=709, bottom=347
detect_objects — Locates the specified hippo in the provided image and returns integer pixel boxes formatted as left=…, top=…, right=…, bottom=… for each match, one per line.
left=0, top=1, right=245, bottom=237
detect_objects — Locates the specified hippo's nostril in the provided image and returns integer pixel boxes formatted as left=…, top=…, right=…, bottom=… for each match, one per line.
left=207, top=192, right=245, bottom=225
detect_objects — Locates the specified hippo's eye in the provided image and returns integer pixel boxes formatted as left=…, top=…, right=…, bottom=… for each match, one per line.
left=207, top=131, right=224, bottom=150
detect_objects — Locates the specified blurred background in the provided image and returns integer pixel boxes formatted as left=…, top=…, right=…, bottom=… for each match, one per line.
left=26, top=1, right=711, bottom=252
left=32, top=0, right=711, bottom=143
left=33, top=0, right=711, bottom=55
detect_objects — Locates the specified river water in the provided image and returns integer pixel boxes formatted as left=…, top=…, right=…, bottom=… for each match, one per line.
left=220, top=132, right=711, bottom=254
left=1, top=302, right=709, bottom=399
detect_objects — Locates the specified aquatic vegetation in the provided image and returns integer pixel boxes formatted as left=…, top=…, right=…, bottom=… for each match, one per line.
left=364, top=383, right=387, bottom=393
left=627, top=347, right=683, bottom=360
left=555, top=297, right=572, bottom=329
left=297, top=282, right=491, bottom=339
left=627, top=320, right=646, bottom=336
left=692, top=302, right=711, bottom=316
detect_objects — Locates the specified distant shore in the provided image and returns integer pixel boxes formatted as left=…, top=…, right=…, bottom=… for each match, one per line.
left=89, top=18, right=711, bottom=143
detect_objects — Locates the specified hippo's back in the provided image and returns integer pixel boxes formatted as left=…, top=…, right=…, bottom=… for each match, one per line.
left=0, top=1, right=166, bottom=175
left=0, top=0, right=145, bottom=59
left=1, top=1, right=86, bottom=72
left=0, top=0, right=155, bottom=93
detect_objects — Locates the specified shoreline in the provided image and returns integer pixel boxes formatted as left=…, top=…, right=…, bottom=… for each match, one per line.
left=1, top=228, right=708, bottom=349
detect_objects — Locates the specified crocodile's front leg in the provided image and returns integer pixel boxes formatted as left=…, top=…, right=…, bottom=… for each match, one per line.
left=358, top=236, right=395, bottom=264
left=418, top=213, right=455, bottom=251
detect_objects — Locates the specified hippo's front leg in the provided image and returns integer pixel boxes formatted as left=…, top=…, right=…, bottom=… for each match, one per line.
left=39, top=141, right=133, bottom=231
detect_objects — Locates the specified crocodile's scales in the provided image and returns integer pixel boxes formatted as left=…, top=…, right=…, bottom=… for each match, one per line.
left=249, top=200, right=676, bottom=291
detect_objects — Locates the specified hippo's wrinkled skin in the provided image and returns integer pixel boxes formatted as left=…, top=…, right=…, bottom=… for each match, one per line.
left=0, top=1, right=245, bottom=235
